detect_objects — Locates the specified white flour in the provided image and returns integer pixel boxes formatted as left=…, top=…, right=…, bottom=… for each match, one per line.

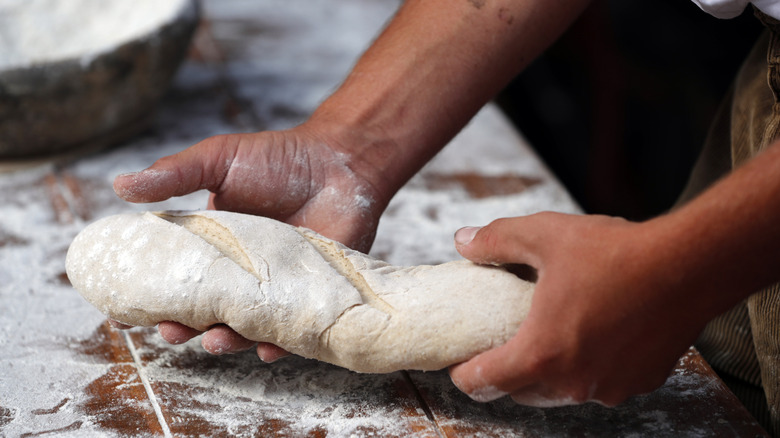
left=0, top=0, right=191, bottom=69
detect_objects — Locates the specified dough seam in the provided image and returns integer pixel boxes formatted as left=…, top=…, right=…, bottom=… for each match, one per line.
left=318, top=303, right=360, bottom=348
left=297, top=230, right=395, bottom=315
left=155, top=212, right=263, bottom=281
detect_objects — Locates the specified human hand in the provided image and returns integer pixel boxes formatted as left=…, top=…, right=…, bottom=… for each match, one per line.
left=448, top=212, right=707, bottom=407
left=114, top=125, right=386, bottom=251
left=112, top=124, right=391, bottom=360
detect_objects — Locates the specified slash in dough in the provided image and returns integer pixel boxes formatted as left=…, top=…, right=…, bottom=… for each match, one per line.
left=65, top=210, right=535, bottom=373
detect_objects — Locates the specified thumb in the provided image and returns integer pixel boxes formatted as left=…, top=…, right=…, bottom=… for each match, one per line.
left=449, top=326, right=538, bottom=402
left=114, top=136, right=237, bottom=203
left=454, top=216, right=541, bottom=267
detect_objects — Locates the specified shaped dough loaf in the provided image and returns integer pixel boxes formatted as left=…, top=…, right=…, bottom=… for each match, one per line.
left=66, top=210, right=534, bottom=373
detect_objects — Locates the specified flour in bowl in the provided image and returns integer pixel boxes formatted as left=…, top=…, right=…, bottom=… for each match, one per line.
left=0, top=0, right=191, bottom=69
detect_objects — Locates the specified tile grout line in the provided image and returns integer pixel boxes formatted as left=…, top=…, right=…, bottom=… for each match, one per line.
left=123, top=331, right=173, bottom=438
left=400, top=371, right=447, bottom=438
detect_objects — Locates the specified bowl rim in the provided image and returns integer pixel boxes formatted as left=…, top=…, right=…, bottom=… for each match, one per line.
left=0, top=0, right=200, bottom=72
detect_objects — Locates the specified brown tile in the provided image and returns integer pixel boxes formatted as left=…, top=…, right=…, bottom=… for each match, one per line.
left=0, top=406, right=14, bottom=428
left=60, top=172, right=92, bottom=222
left=18, top=421, right=84, bottom=437
left=31, top=398, right=71, bottom=415
left=408, top=349, right=768, bottom=437
left=71, top=320, right=134, bottom=364
left=44, top=173, right=75, bottom=225
left=0, top=227, right=28, bottom=248
left=77, top=364, right=165, bottom=436
left=126, top=329, right=438, bottom=436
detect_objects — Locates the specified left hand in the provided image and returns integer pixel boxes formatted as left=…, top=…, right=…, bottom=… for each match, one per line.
left=448, top=212, right=706, bottom=407
left=111, top=125, right=391, bottom=360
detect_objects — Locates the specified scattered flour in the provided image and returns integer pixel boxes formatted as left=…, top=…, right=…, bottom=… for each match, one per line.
left=1, top=1, right=740, bottom=435
left=136, top=335, right=430, bottom=436
left=0, top=0, right=192, bottom=69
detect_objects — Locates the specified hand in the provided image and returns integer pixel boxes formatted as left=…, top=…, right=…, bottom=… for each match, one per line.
left=114, top=126, right=386, bottom=251
left=448, top=212, right=707, bottom=407
left=112, top=124, right=391, bottom=360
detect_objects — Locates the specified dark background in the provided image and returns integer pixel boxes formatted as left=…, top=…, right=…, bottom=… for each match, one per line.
left=496, top=0, right=763, bottom=220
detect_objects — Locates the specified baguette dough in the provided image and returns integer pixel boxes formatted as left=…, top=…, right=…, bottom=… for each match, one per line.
left=65, top=210, right=535, bottom=373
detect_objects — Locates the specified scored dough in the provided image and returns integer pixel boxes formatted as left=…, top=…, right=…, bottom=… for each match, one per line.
left=65, top=210, right=535, bottom=373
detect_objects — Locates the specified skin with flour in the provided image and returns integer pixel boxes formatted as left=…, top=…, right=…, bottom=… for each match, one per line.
left=66, top=210, right=534, bottom=373
left=110, top=0, right=780, bottom=409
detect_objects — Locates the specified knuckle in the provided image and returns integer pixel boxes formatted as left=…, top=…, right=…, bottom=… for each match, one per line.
left=529, top=211, right=562, bottom=225
left=477, top=217, right=521, bottom=261
left=202, top=133, right=231, bottom=147
left=153, top=153, right=177, bottom=167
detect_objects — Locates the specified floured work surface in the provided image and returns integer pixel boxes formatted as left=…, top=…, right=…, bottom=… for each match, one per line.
left=0, top=0, right=767, bottom=436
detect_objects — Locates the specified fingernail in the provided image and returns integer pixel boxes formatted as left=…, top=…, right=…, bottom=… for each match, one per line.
left=116, top=171, right=140, bottom=179
left=259, top=352, right=287, bottom=364
left=467, top=385, right=509, bottom=402
left=455, top=226, right=481, bottom=245
left=450, top=369, right=508, bottom=402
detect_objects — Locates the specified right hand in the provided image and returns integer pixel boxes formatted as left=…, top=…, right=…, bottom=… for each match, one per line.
left=448, top=213, right=697, bottom=407
left=112, top=123, right=390, bottom=360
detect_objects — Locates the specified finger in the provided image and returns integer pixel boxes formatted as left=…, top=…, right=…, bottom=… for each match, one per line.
left=256, top=342, right=291, bottom=363
left=201, top=324, right=257, bottom=355
left=158, top=321, right=204, bottom=345
left=454, top=216, right=539, bottom=266
left=510, top=384, right=584, bottom=408
left=207, top=192, right=217, bottom=210
left=449, top=329, right=539, bottom=401
left=113, top=136, right=236, bottom=203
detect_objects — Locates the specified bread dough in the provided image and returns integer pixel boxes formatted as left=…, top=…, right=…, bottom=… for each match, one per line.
left=65, top=210, right=534, bottom=373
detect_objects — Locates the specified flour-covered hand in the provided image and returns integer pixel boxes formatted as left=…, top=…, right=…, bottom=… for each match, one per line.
left=114, top=125, right=386, bottom=252
left=112, top=123, right=391, bottom=357
left=448, top=213, right=706, bottom=407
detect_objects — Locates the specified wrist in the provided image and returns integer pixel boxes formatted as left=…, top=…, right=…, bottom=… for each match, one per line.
left=297, top=111, right=401, bottom=211
left=304, top=99, right=420, bottom=204
left=635, top=210, right=758, bottom=323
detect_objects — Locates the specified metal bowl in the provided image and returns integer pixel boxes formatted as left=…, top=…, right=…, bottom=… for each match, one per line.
left=0, top=0, right=200, bottom=158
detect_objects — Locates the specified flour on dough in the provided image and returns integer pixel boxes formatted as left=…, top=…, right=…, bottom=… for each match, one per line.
left=66, top=210, right=534, bottom=373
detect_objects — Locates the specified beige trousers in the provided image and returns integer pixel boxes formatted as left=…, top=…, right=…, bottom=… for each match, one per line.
left=680, top=9, right=780, bottom=436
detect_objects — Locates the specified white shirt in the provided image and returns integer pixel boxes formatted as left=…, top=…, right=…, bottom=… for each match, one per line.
left=691, top=0, right=780, bottom=19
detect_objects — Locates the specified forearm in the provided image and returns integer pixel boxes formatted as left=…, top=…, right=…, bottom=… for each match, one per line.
left=646, top=141, right=780, bottom=320
left=448, top=141, right=780, bottom=406
left=308, top=0, right=591, bottom=202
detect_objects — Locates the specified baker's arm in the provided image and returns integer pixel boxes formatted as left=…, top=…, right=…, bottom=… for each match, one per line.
left=306, top=0, right=593, bottom=200
left=450, top=140, right=780, bottom=407
left=113, top=0, right=592, bottom=357
left=117, top=0, right=593, bottom=231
